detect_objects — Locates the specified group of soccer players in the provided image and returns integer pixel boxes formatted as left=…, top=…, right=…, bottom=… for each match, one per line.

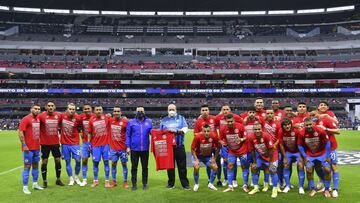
left=19, top=97, right=340, bottom=199
left=191, top=98, right=340, bottom=198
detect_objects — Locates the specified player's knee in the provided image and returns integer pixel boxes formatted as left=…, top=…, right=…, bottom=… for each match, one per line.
left=297, top=163, right=304, bottom=169
left=42, top=159, right=48, bottom=165
left=228, top=163, right=234, bottom=170
left=194, top=165, right=200, bottom=171
left=306, top=167, right=313, bottom=174
left=32, top=163, right=38, bottom=168
left=223, top=158, right=228, bottom=163
left=112, top=162, right=117, bottom=167
left=331, top=164, right=338, bottom=172
left=24, top=164, right=31, bottom=169
left=212, top=165, right=218, bottom=172
left=55, top=157, right=61, bottom=162
left=323, top=167, right=331, bottom=174
left=82, top=159, right=88, bottom=165
left=121, top=162, right=127, bottom=167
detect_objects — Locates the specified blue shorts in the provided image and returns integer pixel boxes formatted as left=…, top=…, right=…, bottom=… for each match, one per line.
left=306, top=153, right=330, bottom=169
left=81, top=142, right=91, bottom=158
left=255, top=153, right=278, bottom=173
left=221, top=146, right=229, bottom=159
left=61, top=144, right=81, bottom=161
left=285, top=152, right=301, bottom=164
left=192, top=155, right=212, bottom=167
left=228, top=153, right=251, bottom=167
left=110, top=150, right=128, bottom=163
left=92, top=144, right=110, bottom=162
left=330, top=150, right=338, bottom=164
left=23, top=150, right=40, bottom=165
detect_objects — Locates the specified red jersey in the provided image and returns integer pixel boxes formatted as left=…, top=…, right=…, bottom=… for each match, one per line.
left=292, top=112, right=310, bottom=128
left=263, top=119, right=281, bottom=147
left=298, top=126, right=329, bottom=157
left=278, top=128, right=301, bottom=153
left=215, top=113, right=243, bottom=129
left=19, top=114, right=40, bottom=151
left=240, top=109, right=266, bottom=119
left=243, top=117, right=264, bottom=135
left=60, top=113, right=82, bottom=145
left=219, top=123, right=248, bottom=156
left=109, top=117, right=128, bottom=150
left=38, top=111, right=61, bottom=145
left=191, top=132, right=220, bottom=157
left=79, top=113, right=94, bottom=143
left=88, top=115, right=110, bottom=147
left=151, top=130, right=176, bottom=171
left=274, top=109, right=285, bottom=119
left=249, top=132, right=278, bottom=162
left=194, top=115, right=218, bottom=136
left=316, top=117, right=338, bottom=151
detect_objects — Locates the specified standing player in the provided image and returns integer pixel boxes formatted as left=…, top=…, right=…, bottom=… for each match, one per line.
left=318, top=101, right=339, bottom=125
left=38, top=101, right=64, bottom=188
left=271, top=100, right=284, bottom=120
left=88, top=105, right=111, bottom=188
left=221, top=114, right=250, bottom=193
left=283, top=106, right=295, bottom=120
left=19, top=104, right=43, bottom=194
left=191, top=124, right=220, bottom=191
left=79, top=104, right=93, bottom=186
left=108, top=106, right=129, bottom=188
left=298, top=118, right=332, bottom=197
left=60, top=103, right=82, bottom=186
left=215, top=104, right=243, bottom=187
left=293, top=102, right=310, bottom=128
left=309, top=107, right=340, bottom=197
left=241, top=97, right=266, bottom=119
left=278, top=118, right=305, bottom=194
left=248, top=123, right=280, bottom=198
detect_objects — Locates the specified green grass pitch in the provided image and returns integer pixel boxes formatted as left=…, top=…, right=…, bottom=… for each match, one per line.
left=0, top=130, right=359, bottom=203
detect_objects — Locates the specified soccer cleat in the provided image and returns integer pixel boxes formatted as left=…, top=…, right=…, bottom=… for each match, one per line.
left=222, top=180, right=228, bottom=187
left=309, top=190, right=317, bottom=197
left=232, top=180, right=238, bottom=188
left=223, top=186, right=234, bottom=193
left=131, top=185, right=137, bottom=191
left=208, top=183, right=217, bottom=191
left=262, top=183, right=269, bottom=192
left=316, top=180, right=324, bottom=190
left=80, top=179, right=87, bottom=187
left=183, top=186, right=191, bottom=191
left=105, top=180, right=111, bottom=188
left=74, top=176, right=82, bottom=185
left=242, top=185, right=250, bottom=193
left=282, top=186, right=290, bottom=193
left=123, top=182, right=129, bottom=188
left=91, top=180, right=99, bottom=188
left=23, top=186, right=31, bottom=195
left=299, top=187, right=305, bottom=195
left=110, top=181, right=117, bottom=188
left=166, top=185, right=175, bottom=189
left=32, top=183, right=44, bottom=190
left=216, top=180, right=222, bottom=187
left=317, top=187, right=325, bottom=193
left=291, top=184, right=295, bottom=189
left=142, top=184, right=148, bottom=190
left=68, top=177, right=75, bottom=186
left=42, top=181, right=48, bottom=188
left=277, top=186, right=282, bottom=193
left=271, top=188, right=278, bottom=198
left=193, top=184, right=199, bottom=192
left=249, top=187, right=260, bottom=195
left=332, top=189, right=339, bottom=198
left=56, top=179, right=65, bottom=186
left=324, top=190, right=331, bottom=198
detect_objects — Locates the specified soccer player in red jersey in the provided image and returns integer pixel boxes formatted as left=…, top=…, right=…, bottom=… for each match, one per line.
left=220, top=114, right=250, bottom=193
left=283, top=105, right=296, bottom=120
left=191, top=124, right=220, bottom=191
left=59, top=103, right=82, bottom=186
left=215, top=105, right=243, bottom=187
left=88, top=105, right=111, bottom=188
left=271, top=100, right=285, bottom=121
left=19, top=104, right=43, bottom=194
left=293, top=102, right=310, bottom=129
left=79, top=104, right=93, bottom=186
left=298, top=118, right=332, bottom=198
left=309, top=107, right=340, bottom=198
left=278, top=118, right=305, bottom=194
left=38, top=101, right=64, bottom=187
left=193, top=104, right=218, bottom=136
left=108, top=106, right=129, bottom=188
left=318, top=101, right=339, bottom=125
left=241, top=97, right=266, bottom=119
left=248, top=122, right=280, bottom=198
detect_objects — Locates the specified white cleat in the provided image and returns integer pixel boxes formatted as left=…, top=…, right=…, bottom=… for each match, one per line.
left=232, top=180, right=238, bottom=188
left=193, top=184, right=199, bottom=192
left=222, top=180, right=228, bottom=187
left=299, top=187, right=305, bottom=195
left=23, top=186, right=31, bottom=195
left=80, top=179, right=87, bottom=187
left=74, top=176, right=82, bottom=185
left=208, top=183, right=218, bottom=191
left=68, top=177, right=75, bottom=186
left=282, top=186, right=290, bottom=193
left=32, top=183, right=44, bottom=190
left=316, top=181, right=323, bottom=190
left=223, top=186, right=234, bottom=193
left=332, top=190, right=339, bottom=198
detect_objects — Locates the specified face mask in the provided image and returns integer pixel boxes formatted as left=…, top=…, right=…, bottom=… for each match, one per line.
left=136, top=111, right=145, bottom=119
left=168, top=110, right=177, bottom=117
left=311, top=117, right=318, bottom=123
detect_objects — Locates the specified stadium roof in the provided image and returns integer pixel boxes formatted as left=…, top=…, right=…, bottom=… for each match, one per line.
left=1, top=0, right=358, bottom=11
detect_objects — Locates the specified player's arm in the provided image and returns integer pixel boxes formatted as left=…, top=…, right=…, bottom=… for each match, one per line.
left=191, top=137, right=199, bottom=165
left=18, top=129, right=29, bottom=152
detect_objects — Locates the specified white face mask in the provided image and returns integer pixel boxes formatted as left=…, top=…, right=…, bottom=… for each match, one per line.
left=168, top=110, right=177, bottom=117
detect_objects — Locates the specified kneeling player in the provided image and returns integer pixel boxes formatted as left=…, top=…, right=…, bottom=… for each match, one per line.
left=248, top=122, right=280, bottom=198
left=191, top=124, right=220, bottom=191
left=278, top=118, right=305, bottom=194
left=298, top=118, right=332, bottom=198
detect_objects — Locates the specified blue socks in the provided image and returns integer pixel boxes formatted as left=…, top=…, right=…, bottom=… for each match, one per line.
left=75, top=160, right=81, bottom=176
left=112, top=165, right=117, bottom=182
left=333, top=172, right=339, bottom=190
left=252, top=171, right=260, bottom=186
left=22, top=168, right=30, bottom=186
left=264, top=171, right=269, bottom=184
left=284, top=167, right=291, bottom=187
left=324, top=180, right=331, bottom=190
left=271, top=173, right=279, bottom=187
left=194, top=171, right=199, bottom=184
left=32, top=168, right=39, bottom=183
left=82, top=163, right=88, bottom=179
left=93, top=161, right=99, bottom=181
left=223, top=162, right=228, bottom=181
left=210, top=171, right=217, bottom=184
left=298, top=169, right=305, bottom=188
left=104, top=161, right=110, bottom=180
left=123, top=165, right=128, bottom=182
left=65, top=159, right=73, bottom=177
left=309, top=179, right=315, bottom=190
left=242, top=168, right=249, bottom=186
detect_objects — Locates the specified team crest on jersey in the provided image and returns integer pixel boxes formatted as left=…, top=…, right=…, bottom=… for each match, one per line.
left=24, top=159, right=29, bottom=163
left=314, top=132, right=318, bottom=137
left=234, top=129, right=239, bottom=133
left=208, top=138, right=213, bottom=142
left=291, top=132, right=295, bottom=136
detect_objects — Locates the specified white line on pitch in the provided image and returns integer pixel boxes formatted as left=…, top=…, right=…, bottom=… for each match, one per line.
left=0, top=157, right=53, bottom=176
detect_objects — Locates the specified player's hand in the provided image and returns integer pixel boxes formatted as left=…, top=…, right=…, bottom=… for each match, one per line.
left=194, top=159, right=200, bottom=168
left=317, top=125, right=326, bottom=130
left=23, top=146, right=29, bottom=152
left=126, top=148, right=131, bottom=156
left=304, top=158, right=309, bottom=163
left=283, top=158, right=288, bottom=166
left=325, top=158, right=331, bottom=163
left=210, top=157, right=216, bottom=164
